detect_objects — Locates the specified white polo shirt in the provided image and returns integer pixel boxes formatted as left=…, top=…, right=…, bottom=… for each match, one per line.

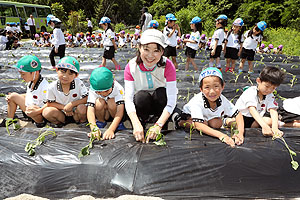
left=243, top=30, right=263, bottom=51
left=211, top=28, right=225, bottom=48
left=183, top=92, right=239, bottom=122
left=47, top=77, right=88, bottom=106
left=163, top=26, right=178, bottom=47
left=283, top=97, right=300, bottom=115
left=186, top=31, right=200, bottom=50
left=25, top=75, right=49, bottom=108
left=103, top=28, right=115, bottom=47
left=119, top=36, right=126, bottom=46
left=131, top=38, right=140, bottom=46
left=226, top=32, right=244, bottom=49
left=235, top=86, right=278, bottom=117
left=87, top=81, right=124, bottom=107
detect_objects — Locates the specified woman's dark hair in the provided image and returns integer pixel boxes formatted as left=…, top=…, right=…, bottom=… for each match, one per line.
left=194, top=22, right=202, bottom=34
left=227, top=25, right=245, bottom=44
left=105, top=23, right=114, bottom=32
left=136, top=43, right=165, bottom=67
left=54, top=23, right=61, bottom=28
left=247, top=24, right=263, bottom=38
left=200, top=77, right=224, bottom=89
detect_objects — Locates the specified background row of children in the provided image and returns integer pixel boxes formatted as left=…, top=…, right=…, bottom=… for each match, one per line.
left=2, top=28, right=300, bottom=147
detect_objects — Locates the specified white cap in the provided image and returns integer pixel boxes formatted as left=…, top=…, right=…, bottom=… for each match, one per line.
left=140, top=29, right=166, bottom=48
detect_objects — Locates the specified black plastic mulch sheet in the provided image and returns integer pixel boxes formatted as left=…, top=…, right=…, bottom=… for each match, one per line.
left=0, top=127, right=300, bottom=199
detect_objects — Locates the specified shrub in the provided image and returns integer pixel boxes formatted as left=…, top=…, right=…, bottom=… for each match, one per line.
left=115, top=22, right=126, bottom=33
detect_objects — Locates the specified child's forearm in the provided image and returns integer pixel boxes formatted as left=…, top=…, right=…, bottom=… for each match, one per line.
left=249, top=106, right=269, bottom=128
left=236, top=112, right=245, bottom=135
left=213, top=40, right=218, bottom=51
left=194, top=122, right=228, bottom=141
left=46, top=102, right=64, bottom=110
left=108, top=104, right=124, bottom=132
left=70, top=96, right=88, bottom=107
left=270, top=108, right=279, bottom=130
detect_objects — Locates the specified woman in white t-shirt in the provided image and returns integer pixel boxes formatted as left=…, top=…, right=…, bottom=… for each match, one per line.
left=238, top=21, right=267, bottom=74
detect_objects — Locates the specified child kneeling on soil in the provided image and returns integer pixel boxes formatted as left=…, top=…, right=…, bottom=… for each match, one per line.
left=0, top=55, right=49, bottom=128
left=42, top=56, right=88, bottom=127
left=87, top=67, right=126, bottom=140
left=173, top=67, right=244, bottom=147
left=234, top=66, right=285, bottom=136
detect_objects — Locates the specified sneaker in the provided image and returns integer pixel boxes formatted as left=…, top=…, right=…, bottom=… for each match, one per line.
left=230, top=67, right=234, bottom=73
left=225, top=67, right=230, bottom=72
left=98, top=65, right=104, bottom=67
left=96, top=121, right=107, bottom=128
left=238, top=69, right=243, bottom=74
left=115, top=65, right=121, bottom=70
left=49, top=123, right=64, bottom=128
left=171, top=107, right=182, bottom=130
left=116, top=122, right=126, bottom=131
left=248, top=70, right=254, bottom=74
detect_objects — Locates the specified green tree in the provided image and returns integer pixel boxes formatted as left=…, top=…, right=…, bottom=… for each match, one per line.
left=67, top=9, right=86, bottom=34
left=281, top=0, right=300, bottom=30
left=51, top=2, right=67, bottom=22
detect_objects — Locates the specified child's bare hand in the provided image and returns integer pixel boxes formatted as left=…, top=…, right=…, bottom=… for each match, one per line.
left=103, top=129, right=115, bottom=140
left=232, top=134, right=244, bottom=145
left=133, top=123, right=144, bottom=143
left=88, top=129, right=101, bottom=140
left=222, top=135, right=235, bottom=147
left=146, top=125, right=161, bottom=143
left=5, top=93, right=12, bottom=102
left=211, top=50, right=216, bottom=56
left=272, top=129, right=283, bottom=138
left=63, top=103, right=73, bottom=113
left=262, top=125, right=273, bottom=136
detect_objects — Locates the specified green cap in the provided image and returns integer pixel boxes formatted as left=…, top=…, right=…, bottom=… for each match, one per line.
left=90, top=67, right=114, bottom=91
left=199, top=67, right=223, bottom=83
left=56, top=56, right=80, bottom=73
left=13, top=55, right=41, bottom=72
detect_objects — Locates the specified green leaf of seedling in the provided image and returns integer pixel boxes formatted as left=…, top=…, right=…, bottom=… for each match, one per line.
left=289, top=149, right=297, bottom=157
left=291, top=161, right=299, bottom=170
left=25, top=143, right=32, bottom=152
left=78, top=146, right=90, bottom=158
left=156, top=134, right=162, bottom=141
left=154, top=139, right=166, bottom=146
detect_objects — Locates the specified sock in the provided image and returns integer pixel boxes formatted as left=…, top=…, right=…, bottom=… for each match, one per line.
left=209, top=62, right=214, bottom=67
left=217, top=63, right=221, bottom=69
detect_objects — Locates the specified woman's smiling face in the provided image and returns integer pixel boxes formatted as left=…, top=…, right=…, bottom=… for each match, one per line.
left=139, top=43, right=163, bottom=67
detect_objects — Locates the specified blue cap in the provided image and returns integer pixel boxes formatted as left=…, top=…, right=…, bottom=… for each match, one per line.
left=199, top=67, right=223, bottom=83
left=190, top=16, right=202, bottom=24
left=99, top=17, right=111, bottom=24
left=257, top=21, right=267, bottom=31
left=216, top=14, right=228, bottom=21
left=17, top=22, right=20, bottom=25
left=166, top=13, right=177, bottom=21
left=47, top=14, right=55, bottom=24
left=6, top=22, right=9, bottom=25
left=148, top=20, right=159, bottom=28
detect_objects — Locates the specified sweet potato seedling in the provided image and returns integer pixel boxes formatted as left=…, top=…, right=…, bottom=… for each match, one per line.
left=5, top=118, right=21, bottom=135
left=78, top=124, right=102, bottom=158
left=145, top=126, right=166, bottom=146
left=272, top=132, right=299, bottom=170
left=25, top=125, right=56, bottom=156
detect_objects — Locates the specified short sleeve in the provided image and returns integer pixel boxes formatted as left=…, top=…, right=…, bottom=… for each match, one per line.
left=79, top=80, right=88, bottom=98
left=124, top=63, right=134, bottom=81
left=164, top=59, right=176, bottom=82
left=266, top=95, right=278, bottom=111
left=46, top=82, right=56, bottom=102
left=223, top=97, right=239, bottom=117
left=87, top=90, right=97, bottom=107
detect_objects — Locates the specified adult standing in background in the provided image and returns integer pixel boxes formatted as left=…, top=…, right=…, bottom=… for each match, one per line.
left=87, top=18, right=93, bottom=33
left=139, top=7, right=152, bottom=32
left=27, top=15, right=36, bottom=40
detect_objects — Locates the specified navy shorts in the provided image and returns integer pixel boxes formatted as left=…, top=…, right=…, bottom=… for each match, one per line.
left=224, top=47, right=239, bottom=60
left=103, top=46, right=115, bottom=59
left=210, top=45, right=222, bottom=58
left=164, top=46, right=177, bottom=57
left=185, top=46, right=196, bottom=58
left=240, top=47, right=255, bottom=61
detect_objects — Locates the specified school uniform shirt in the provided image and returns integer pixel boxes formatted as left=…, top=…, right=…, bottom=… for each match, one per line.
left=74, top=39, right=83, bottom=47
left=5, top=26, right=12, bottom=32
left=86, top=40, right=94, bottom=46
left=211, top=28, right=225, bottom=48
left=186, top=31, right=200, bottom=50
left=25, top=25, right=30, bottom=31
left=43, top=38, right=51, bottom=45
left=243, top=30, right=263, bottom=51
left=46, top=77, right=88, bottom=106
left=25, top=75, right=49, bottom=108
left=131, top=38, right=140, bottom=46
left=263, top=47, right=271, bottom=53
left=124, top=56, right=177, bottom=115
left=35, top=40, right=43, bottom=46
left=163, top=26, right=178, bottom=47
left=283, top=97, right=300, bottom=115
left=52, top=28, right=65, bottom=48
left=16, top=26, right=22, bottom=33
left=0, top=35, right=8, bottom=50
left=235, top=86, right=278, bottom=117
left=95, top=41, right=101, bottom=47
left=103, top=28, right=115, bottom=47
left=183, top=92, right=239, bottom=123
left=200, top=36, right=207, bottom=44
left=87, top=81, right=125, bottom=107
left=11, top=26, right=17, bottom=33
left=225, top=32, right=244, bottom=49
left=119, top=36, right=126, bottom=46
